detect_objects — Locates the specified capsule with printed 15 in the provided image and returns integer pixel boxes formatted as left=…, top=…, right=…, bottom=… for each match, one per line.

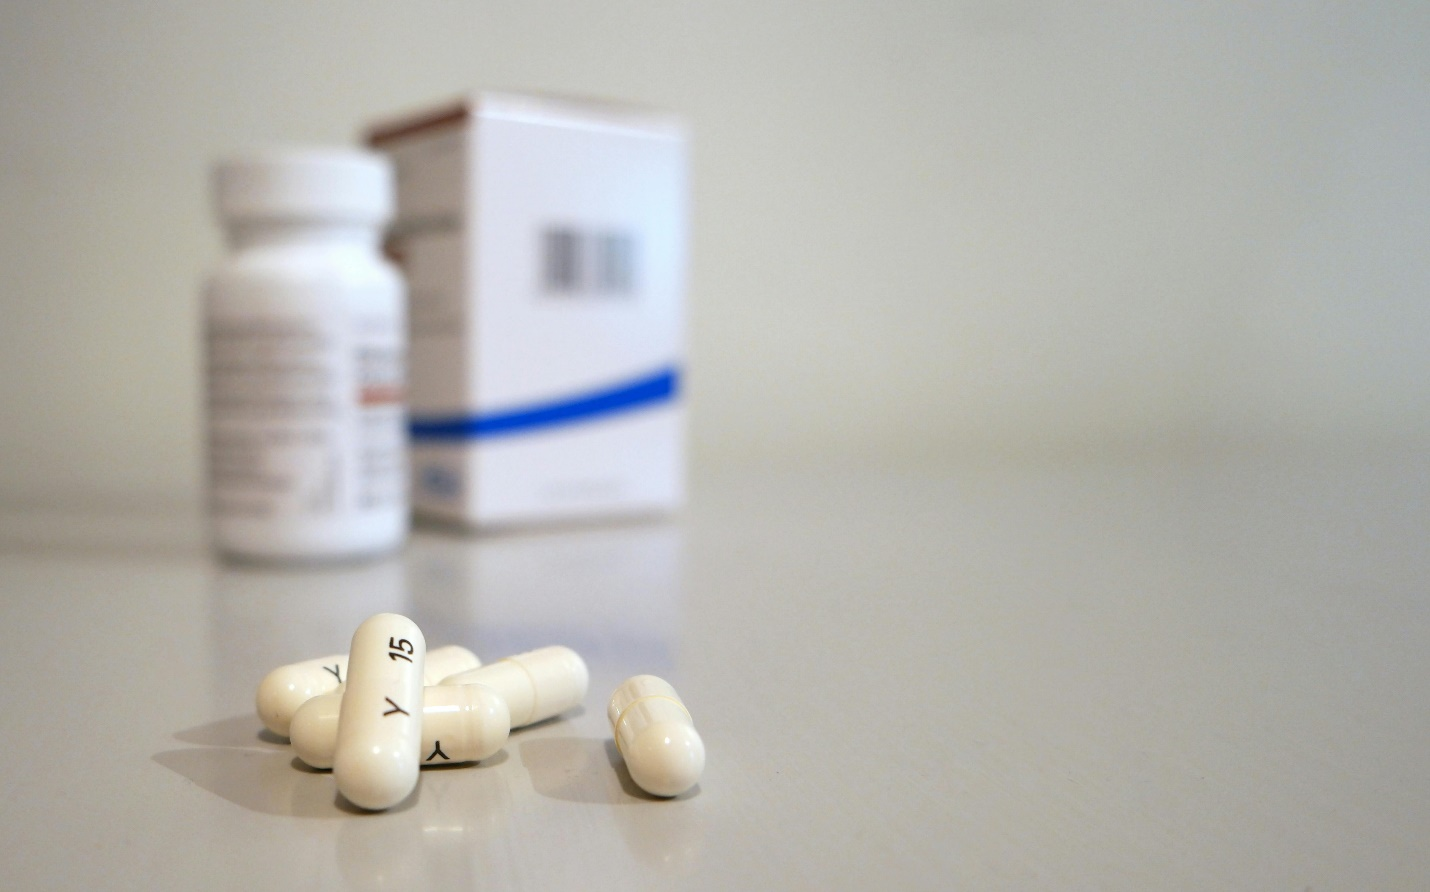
left=333, top=613, right=427, bottom=810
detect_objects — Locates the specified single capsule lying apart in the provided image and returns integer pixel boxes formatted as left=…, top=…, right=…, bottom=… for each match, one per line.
left=256, top=644, right=479, bottom=737
left=333, top=613, right=426, bottom=811
left=608, top=675, right=705, bottom=797
left=440, top=645, right=589, bottom=728
left=291, top=683, right=510, bottom=769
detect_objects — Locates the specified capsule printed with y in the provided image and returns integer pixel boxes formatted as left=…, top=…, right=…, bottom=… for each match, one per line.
left=333, top=613, right=426, bottom=811
left=292, top=683, right=510, bottom=769
left=256, top=644, right=479, bottom=737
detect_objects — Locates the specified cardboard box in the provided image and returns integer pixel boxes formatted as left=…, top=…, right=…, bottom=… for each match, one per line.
left=367, top=93, right=687, bottom=527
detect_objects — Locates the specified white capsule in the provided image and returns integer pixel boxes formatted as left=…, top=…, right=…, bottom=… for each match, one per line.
left=255, top=653, right=348, bottom=737
left=440, top=646, right=588, bottom=728
left=255, top=644, right=479, bottom=737
left=291, top=683, right=510, bottom=769
left=333, top=613, right=426, bottom=810
left=608, top=675, right=704, bottom=797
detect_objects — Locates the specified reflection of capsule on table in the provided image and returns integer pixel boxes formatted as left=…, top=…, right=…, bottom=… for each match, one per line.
left=609, top=783, right=707, bottom=874
left=334, top=757, right=517, bottom=891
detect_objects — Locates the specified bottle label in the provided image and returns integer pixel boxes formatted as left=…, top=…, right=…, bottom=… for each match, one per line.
left=206, top=313, right=404, bottom=518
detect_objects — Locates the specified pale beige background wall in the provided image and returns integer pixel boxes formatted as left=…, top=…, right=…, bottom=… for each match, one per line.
left=1, top=2, right=1426, bottom=505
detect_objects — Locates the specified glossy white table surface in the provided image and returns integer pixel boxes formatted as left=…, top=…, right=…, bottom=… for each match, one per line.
left=1, top=456, right=1426, bottom=889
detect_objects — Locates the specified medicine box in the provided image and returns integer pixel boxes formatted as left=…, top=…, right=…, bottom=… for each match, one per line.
left=366, top=93, right=687, bottom=527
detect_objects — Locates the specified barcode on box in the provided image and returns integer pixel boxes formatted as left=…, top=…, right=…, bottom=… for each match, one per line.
left=542, top=227, right=637, bottom=295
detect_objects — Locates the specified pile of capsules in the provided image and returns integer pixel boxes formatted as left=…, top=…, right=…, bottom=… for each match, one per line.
left=256, top=612, right=704, bottom=811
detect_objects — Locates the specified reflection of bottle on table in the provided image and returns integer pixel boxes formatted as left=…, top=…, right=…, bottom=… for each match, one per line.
left=206, top=555, right=410, bottom=712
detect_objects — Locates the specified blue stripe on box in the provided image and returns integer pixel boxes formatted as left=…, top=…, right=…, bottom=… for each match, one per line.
left=408, top=366, right=680, bottom=442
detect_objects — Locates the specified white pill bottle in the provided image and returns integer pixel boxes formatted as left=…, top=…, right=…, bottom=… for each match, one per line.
left=204, top=148, right=407, bottom=562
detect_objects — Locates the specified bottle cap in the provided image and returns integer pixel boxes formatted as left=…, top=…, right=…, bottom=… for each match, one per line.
left=214, top=147, right=393, bottom=224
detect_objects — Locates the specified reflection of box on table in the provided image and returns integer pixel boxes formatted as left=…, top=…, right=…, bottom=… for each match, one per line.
left=367, top=93, right=688, bottom=528
left=406, top=523, right=683, bottom=673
